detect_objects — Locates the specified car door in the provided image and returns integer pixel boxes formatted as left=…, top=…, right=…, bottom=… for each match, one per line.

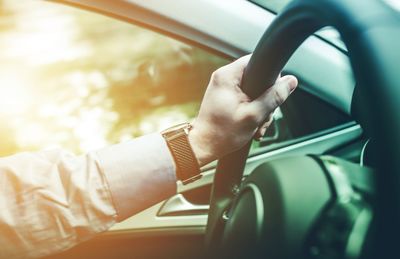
left=24, top=0, right=362, bottom=258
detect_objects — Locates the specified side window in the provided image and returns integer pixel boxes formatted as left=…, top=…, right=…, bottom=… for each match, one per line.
left=279, top=88, right=351, bottom=138
left=0, top=1, right=228, bottom=156
left=0, top=1, right=351, bottom=158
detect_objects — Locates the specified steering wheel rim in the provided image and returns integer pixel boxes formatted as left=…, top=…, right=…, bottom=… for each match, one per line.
left=205, top=0, right=400, bottom=258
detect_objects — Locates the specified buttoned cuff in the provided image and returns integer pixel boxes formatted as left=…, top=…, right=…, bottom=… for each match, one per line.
left=96, top=133, right=177, bottom=221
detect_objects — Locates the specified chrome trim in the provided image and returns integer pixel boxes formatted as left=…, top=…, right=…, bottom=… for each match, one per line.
left=157, top=194, right=209, bottom=217
left=110, top=201, right=208, bottom=232
left=359, top=139, right=370, bottom=167
left=248, top=125, right=360, bottom=164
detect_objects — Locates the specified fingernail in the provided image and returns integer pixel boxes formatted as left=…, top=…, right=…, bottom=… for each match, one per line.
left=286, top=76, right=298, bottom=92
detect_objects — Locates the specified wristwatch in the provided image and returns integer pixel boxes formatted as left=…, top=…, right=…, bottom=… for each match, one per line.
left=161, top=123, right=202, bottom=185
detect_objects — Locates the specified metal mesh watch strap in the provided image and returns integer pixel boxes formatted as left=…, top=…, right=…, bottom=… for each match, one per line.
left=161, top=123, right=201, bottom=185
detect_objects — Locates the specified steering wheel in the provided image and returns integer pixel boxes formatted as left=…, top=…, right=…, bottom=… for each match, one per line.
left=205, top=0, right=400, bottom=258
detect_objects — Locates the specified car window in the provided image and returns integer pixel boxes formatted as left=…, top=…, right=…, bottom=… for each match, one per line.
left=0, top=0, right=229, bottom=155
left=0, top=0, right=351, bottom=158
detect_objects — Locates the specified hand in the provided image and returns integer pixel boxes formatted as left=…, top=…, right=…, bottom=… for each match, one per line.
left=189, top=55, right=298, bottom=166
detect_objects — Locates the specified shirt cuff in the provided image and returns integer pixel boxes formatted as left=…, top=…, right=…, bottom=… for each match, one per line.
left=96, top=133, right=177, bottom=221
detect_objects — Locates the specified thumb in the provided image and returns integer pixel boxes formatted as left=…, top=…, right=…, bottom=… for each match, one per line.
left=252, top=75, right=298, bottom=119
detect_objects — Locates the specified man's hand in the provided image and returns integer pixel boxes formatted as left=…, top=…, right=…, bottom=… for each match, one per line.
left=189, top=55, right=298, bottom=166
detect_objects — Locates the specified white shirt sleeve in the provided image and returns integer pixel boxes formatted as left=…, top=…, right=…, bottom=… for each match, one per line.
left=0, top=133, right=177, bottom=258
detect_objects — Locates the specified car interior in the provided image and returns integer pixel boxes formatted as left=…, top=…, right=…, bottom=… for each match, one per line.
left=0, top=0, right=397, bottom=258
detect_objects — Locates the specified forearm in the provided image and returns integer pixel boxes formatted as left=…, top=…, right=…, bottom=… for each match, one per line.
left=0, top=149, right=116, bottom=258
left=96, top=133, right=177, bottom=221
left=0, top=133, right=177, bottom=258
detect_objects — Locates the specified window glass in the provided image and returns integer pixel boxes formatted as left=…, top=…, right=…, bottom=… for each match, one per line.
left=0, top=0, right=228, bottom=155
left=0, top=0, right=352, bottom=159
left=280, top=89, right=351, bottom=139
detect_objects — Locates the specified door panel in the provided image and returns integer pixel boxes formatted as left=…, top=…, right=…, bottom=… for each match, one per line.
left=45, top=227, right=206, bottom=259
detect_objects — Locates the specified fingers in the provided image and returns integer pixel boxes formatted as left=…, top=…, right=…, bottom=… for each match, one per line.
left=208, top=54, right=252, bottom=89
left=233, top=54, right=252, bottom=71
left=254, top=114, right=273, bottom=140
left=227, top=54, right=251, bottom=71
left=264, top=75, right=297, bottom=110
left=215, top=54, right=252, bottom=81
left=252, top=75, right=298, bottom=123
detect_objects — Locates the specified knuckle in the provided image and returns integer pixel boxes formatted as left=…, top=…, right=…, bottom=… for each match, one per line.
left=272, top=89, right=285, bottom=107
left=210, top=69, right=223, bottom=84
left=242, top=111, right=259, bottom=126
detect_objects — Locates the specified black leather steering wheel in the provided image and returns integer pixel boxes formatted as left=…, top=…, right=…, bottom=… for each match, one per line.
left=205, top=0, right=400, bottom=258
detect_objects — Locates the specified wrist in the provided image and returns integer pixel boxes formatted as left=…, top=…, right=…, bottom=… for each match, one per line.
left=161, top=123, right=203, bottom=185
left=188, top=123, right=215, bottom=167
